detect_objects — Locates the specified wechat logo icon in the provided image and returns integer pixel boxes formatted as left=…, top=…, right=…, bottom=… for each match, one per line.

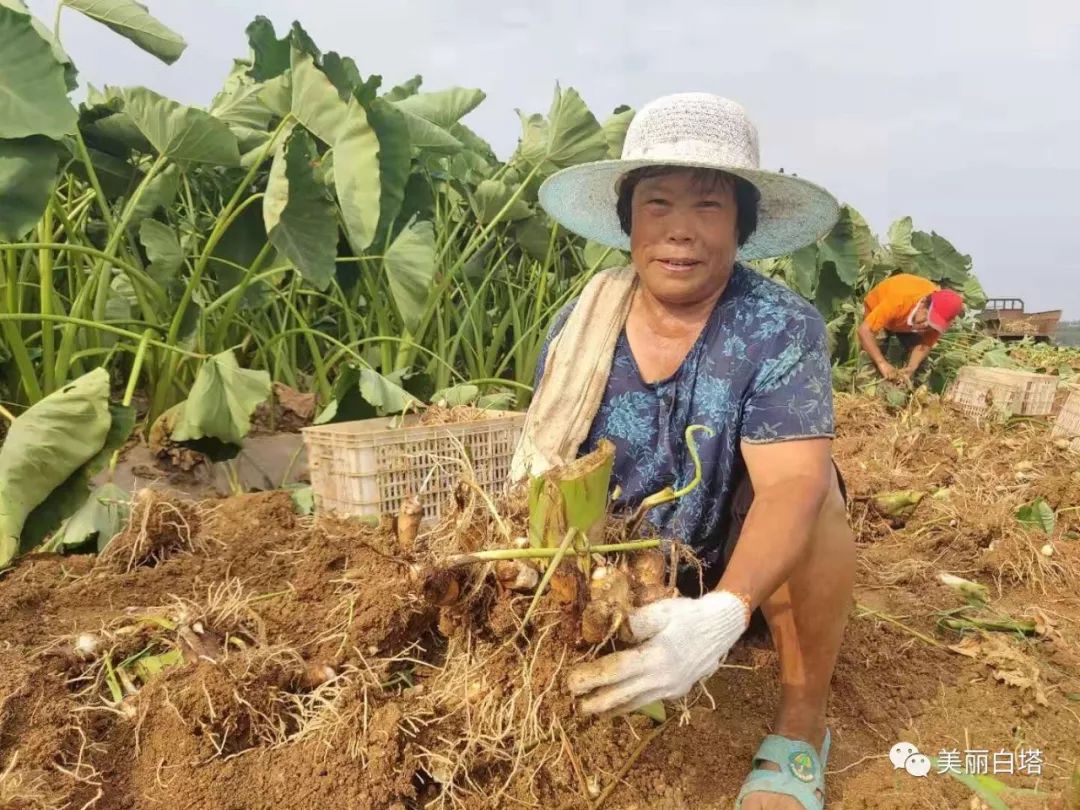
left=890, top=742, right=931, bottom=778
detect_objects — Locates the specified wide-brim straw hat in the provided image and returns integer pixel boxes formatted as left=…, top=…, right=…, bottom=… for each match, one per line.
left=538, top=93, right=840, bottom=260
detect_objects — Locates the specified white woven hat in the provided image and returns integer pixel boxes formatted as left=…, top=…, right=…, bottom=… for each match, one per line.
left=538, top=93, right=840, bottom=260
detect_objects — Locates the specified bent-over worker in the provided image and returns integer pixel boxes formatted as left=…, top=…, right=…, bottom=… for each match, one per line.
left=857, top=273, right=964, bottom=383
left=509, top=93, right=855, bottom=809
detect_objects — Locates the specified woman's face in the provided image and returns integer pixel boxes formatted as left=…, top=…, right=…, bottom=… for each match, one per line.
left=628, top=169, right=740, bottom=306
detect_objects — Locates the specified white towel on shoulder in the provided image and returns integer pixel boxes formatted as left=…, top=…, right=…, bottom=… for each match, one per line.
left=508, top=265, right=638, bottom=482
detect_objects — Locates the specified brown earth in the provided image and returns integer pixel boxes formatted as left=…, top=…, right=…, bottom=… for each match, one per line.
left=1, top=393, right=1079, bottom=809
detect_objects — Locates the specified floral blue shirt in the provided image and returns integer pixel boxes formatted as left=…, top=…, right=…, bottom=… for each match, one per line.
left=533, top=264, right=834, bottom=570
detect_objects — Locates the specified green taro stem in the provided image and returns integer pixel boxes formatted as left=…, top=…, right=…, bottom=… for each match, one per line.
left=627, top=424, right=715, bottom=536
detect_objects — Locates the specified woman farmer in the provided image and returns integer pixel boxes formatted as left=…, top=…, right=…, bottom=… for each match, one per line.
left=509, top=93, right=855, bottom=809
left=857, top=273, right=965, bottom=383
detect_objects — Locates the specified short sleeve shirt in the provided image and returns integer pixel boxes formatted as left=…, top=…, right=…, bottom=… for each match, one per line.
left=862, top=273, right=941, bottom=348
left=532, top=264, right=834, bottom=571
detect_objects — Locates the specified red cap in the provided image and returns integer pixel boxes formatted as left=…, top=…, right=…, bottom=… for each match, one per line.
left=927, top=289, right=964, bottom=332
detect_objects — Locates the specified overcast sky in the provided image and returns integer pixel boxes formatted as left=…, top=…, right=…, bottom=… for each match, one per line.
left=27, top=0, right=1080, bottom=316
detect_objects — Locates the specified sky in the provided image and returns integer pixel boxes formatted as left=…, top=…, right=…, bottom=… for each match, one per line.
left=26, top=0, right=1080, bottom=317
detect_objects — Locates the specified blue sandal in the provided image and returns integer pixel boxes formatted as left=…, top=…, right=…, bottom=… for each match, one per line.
left=735, top=729, right=831, bottom=809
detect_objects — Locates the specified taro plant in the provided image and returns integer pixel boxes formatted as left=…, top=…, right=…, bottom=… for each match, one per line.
left=0, top=3, right=633, bottom=426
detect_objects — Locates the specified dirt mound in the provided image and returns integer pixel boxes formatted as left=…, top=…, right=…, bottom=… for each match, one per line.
left=0, top=395, right=1078, bottom=809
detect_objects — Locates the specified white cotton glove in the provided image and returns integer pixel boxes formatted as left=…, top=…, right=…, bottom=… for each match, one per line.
left=566, top=590, right=750, bottom=716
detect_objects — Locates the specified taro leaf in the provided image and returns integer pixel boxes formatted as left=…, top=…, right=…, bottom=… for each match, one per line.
left=911, top=231, right=942, bottom=281
left=963, top=274, right=987, bottom=310
left=290, top=49, right=349, bottom=145
left=0, top=136, right=61, bottom=240
left=431, top=384, right=480, bottom=406
left=288, top=21, right=320, bottom=61
left=817, top=206, right=870, bottom=286
left=516, top=84, right=607, bottom=176
left=97, top=273, right=136, bottom=330
left=214, top=56, right=250, bottom=100
left=814, top=260, right=852, bottom=320
left=129, top=648, right=182, bottom=682
left=313, top=364, right=372, bottom=425
left=19, top=469, right=95, bottom=554
left=390, top=87, right=487, bottom=154
left=64, top=0, right=185, bottom=64
left=319, top=51, right=361, bottom=100
left=358, top=367, right=421, bottom=416
left=138, top=219, right=183, bottom=283
left=170, top=351, right=271, bottom=447
left=930, top=232, right=971, bottom=285
left=212, top=79, right=264, bottom=127
left=396, top=173, right=436, bottom=238
left=887, top=216, right=920, bottom=273
left=0, top=368, right=111, bottom=567
left=288, top=484, right=314, bottom=516
left=324, top=53, right=381, bottom=105
left=1016, top=498, right=1055, bottom=536
left=356, top=74, right=384, bottom=109
left=473, top=179, right=531, bottom=224
left=461, top=240, right=495, bottom=285
left=73, top=145, right=140, bottom=199
left=384, top=220, right=436, bottom=333
left=583, top=240, right=627, bottom=271
left=81, top=111, right=153, bottom=156
left=449, top=122, right=497, bottom=164
left=873, top=489, right=925, bottom=517
left=393, top=108, right=462, bottom=151
left=208, top=202, right=274, bottom=306
left=89, top=404, right=136, bottom=477
left=368, top=98, right=411, bottom=247
left=245, top=16, right=290, bottom=81
left=334, top=97, right=381, bottom=253
left=264, top=130, right=336, bottom=290
left=390, top=368, right=435, bottom=405
left=601, top=105, right=634, bottom=159
left=19, top=401, right=133, bottom=552
left=209, top=82, right=273, bottom=150
left=122, top=88, right=241, bottom=166
left=48, top=482, right=130, bottom=552
left=394, top=88, right=485, bottom=130
left=514, top=213, right=556, bottom=263
left=128, top=163, right=179, bottom=222
left=879, top=381, right=909, bottom=409
left=258, top=73, right=292, bottom=119
left=0, top=6, right=78, bottom=139
left=0, top=0, right=77, bottom=90
left=384, top=74, right=422, bottom=102
left=788, top=244, right=818, bottom=299
left=476, top=391, right=516, bottom=410
left=981, top=348, right=1014, bottom=368
left=450, top=148, right=492, bottom=185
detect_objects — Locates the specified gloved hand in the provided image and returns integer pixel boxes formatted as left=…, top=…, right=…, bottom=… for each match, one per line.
left=566, top=590, right=750, bottom=716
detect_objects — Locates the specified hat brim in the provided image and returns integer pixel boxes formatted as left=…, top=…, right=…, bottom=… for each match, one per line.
left=537, top=158, right=840, bottom=260
left=927, top=310, right=952, bottom=333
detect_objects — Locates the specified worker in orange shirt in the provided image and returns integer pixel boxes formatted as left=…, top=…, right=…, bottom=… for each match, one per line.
left=857, top=273, right=964, bottom=382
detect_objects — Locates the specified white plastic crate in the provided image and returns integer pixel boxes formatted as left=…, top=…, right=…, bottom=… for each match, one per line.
left=946, top=366, right=1058, bottom=418
left=301, top=410, right=526, bottom=521
left=1052, top=386, right=1080, bottom=446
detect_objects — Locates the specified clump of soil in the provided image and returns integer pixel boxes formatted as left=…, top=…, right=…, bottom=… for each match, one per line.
left=0, top=393, right=1077, bottom=809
